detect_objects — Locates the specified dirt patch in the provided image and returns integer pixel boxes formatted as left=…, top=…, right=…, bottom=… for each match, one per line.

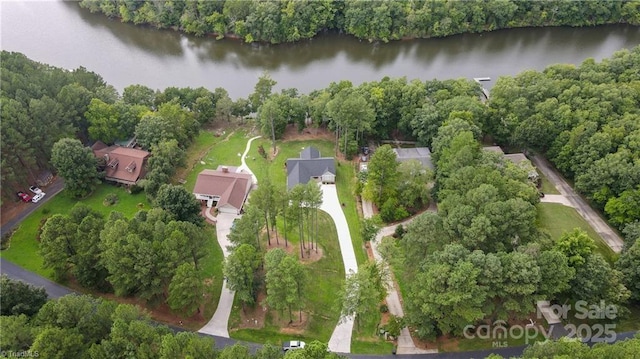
left=237, top=291, right=268, bottom=330
left=279, top=311, right=309, bottom=335
left=63, top=278, right=214, bottom=331
left=282, top=124, right=334, bottom=142
left=264, top=235, right=324, bottom=263
left=1, top=201, right=31, bottom=227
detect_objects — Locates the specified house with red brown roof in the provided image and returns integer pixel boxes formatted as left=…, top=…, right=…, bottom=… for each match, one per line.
left=92, top=141, right=150, bottom=186
left=193, top=166, right=252, bottom=214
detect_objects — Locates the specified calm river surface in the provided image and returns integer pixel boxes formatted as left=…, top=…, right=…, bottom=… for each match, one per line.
left=2, top=1, right=640, bottom=98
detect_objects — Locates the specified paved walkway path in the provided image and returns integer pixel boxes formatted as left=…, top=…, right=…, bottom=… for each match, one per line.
left=540, top=194, right=574, bottom=207
left=199, top=136, right=260, bottom=337
left=321, top=184, right=358, bottom=354
left=238, top=136, right=261, bottom=185
left=363, top=199, right=437, bottom=355
left=531, top=154, right=624, bottom=253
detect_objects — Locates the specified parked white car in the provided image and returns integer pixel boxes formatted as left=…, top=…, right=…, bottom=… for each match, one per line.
left=29, top=186, right=44, bottom=195
left=31, top=193, right=45, bottom=203
left=282, top=340, right=305, bottom=352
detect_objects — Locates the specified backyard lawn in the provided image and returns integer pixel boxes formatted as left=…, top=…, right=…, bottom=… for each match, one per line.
left=182, top=129, right=253, bottom=192
left=537, top=202, right=617, bottom=263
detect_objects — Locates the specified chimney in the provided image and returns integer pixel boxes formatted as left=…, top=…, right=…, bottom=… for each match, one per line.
left=222, top=166, right=228, bottom=173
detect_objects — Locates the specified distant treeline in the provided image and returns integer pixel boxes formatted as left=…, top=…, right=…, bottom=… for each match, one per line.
left=78, top=0, right=640, bottom=44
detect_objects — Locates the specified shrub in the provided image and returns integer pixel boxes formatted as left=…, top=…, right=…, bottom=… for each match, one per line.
left=258, top=144, right=267, bottom=159
left=380, top=198, right=408, bottom=222
left=385, top=315, right=406, bottom=338
left=1, top=230, right=13, bottom=250
left=104, top=193, right=119, bottom=206
left=130, top=184, right=143, bottom=194
left=393, top=224, right=405, bottom=239
left=379, top=304, right=389, bottom=313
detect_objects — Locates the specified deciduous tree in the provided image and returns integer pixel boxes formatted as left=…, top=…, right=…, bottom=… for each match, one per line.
left=224, top=244, right=262, bottom=310
left=362, top=144, right=398, bottom=207
left=51, top=138, right=100, bottom=198
left=155, top=184, right=203, bottom=226
left=0, top=275, right=48, bottom=317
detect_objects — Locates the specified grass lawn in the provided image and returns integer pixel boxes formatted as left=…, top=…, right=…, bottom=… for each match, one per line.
left=182, top=129, right=254, bottom=192
left=199, top=224, right=224, bottom=325
left=351, top=337, right=395, bottom=354
left=174, top=130, right=223, bottom=185
left=537, top=169, right=560, bottom=195
left=246, top=138, right=367, bottom=265
left=0, top=184, right=150, bottom=278
left=537, top=203, right=617, bottom=264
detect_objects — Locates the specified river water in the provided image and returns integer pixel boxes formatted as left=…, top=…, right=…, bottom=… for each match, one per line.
left=2, top=1, right=640, bottom=98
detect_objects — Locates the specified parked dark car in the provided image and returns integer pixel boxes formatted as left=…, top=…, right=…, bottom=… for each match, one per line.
left=16, top=191, right=31, bottom=202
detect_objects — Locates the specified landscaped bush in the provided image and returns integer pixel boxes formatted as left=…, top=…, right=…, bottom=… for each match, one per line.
left=103, top=193, right=118, bottom=206
left=393, top=224, right=405, bottom=239
left=380, top=198, right=408, bottom=223
left=129, top=184, right=143, bottom=194
left=1, top=231, right=13, bottom=250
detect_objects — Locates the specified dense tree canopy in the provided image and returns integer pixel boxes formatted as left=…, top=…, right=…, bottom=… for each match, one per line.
left=0, top=275, right=48, bottom=317
left=51, top=138, right=101, bottom=198
left=79, top=0, right=640, bottom=44
left=487, top=46, right=640, bottom=229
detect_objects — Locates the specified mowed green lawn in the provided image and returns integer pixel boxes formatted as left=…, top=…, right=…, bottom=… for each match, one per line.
left=246, top=138, right=367, bottom=264
left=1, top=184, right=150, bottom=278
left=537, top=169, right=560, bottom=195
left=537, top=202, right=617, bottom=263
left=183, top=129, right=252, bottom=192
left=234, top=137, right=384, bottom=351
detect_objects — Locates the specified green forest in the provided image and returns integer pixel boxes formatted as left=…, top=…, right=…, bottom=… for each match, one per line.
left=2, top=45, right=640, bottom=355
left=2, top=275, right=639, bottom=357
left=78, top=0, right=640, bottom=43
left=0, top=276, right=346, bottom=358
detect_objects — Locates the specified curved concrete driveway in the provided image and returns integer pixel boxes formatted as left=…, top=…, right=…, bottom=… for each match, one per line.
left=320, top=184, right=358, bottom=354
left=199, top=136, right=260, bottom=337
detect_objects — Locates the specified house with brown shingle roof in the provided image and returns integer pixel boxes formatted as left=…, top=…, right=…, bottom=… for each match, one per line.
left=92, top=142, right=150, bottom=185
left=193, top=166, right=252, bottom=214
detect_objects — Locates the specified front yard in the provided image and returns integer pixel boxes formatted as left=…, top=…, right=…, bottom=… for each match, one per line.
left=0, top=184, right=150, bottom=277
left=536, top=202, right=617, bottom=263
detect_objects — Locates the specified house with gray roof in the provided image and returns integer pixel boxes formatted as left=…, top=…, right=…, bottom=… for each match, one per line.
left=286, top=147, right=335, bottom=190
left=392, top=147, right=434, bottom=170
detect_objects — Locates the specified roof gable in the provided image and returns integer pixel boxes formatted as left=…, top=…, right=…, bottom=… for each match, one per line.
left=94, top=145, right=150, bottom=184
left=193, top=169, right=252, bottom=209
left=286, top=158, right=335, bottom=189
left=393, top=147, right=434, bottom=170
left=300, top=146, right=321, bottom=159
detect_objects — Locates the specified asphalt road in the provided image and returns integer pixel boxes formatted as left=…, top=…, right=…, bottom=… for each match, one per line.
left=1, top=176, right=65, bottom=238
